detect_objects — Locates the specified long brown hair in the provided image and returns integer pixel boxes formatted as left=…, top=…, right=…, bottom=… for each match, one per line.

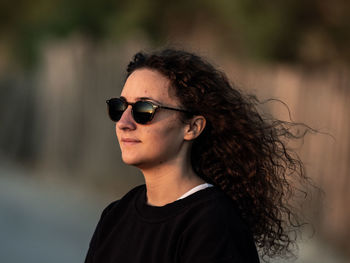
left=126, top=48, right=313, bottom=259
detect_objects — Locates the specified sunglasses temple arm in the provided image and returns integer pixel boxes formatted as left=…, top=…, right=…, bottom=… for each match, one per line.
left=159, top=106, right=191, bottom=113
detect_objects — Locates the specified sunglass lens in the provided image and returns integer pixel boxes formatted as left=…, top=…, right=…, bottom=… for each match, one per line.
left=133, top=101, right=155, bottom=124
left=108, top=99, right=126, bottom=122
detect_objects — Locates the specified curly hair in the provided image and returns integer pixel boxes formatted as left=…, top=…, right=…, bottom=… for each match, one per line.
left=126, top=48, right=312, bottom=259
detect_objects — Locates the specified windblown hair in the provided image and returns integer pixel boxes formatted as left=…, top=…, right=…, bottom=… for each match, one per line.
left=126, top=48, right=312, bottom=259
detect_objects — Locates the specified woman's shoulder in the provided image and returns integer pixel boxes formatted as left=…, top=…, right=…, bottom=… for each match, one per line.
left=178, top=187, right=260, bottom=262
left=184, top=187, right=245, bottom=226
left=87, top=185, right=143, bottom=228
left=101, top=184, right=146, bottom=215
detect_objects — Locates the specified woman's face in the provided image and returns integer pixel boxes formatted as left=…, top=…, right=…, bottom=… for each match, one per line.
left=116, top=68, right=189, bottom=169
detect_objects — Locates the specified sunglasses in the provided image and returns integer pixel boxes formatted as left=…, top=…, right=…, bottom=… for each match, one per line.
left=106, top=97, right=191, bottom=124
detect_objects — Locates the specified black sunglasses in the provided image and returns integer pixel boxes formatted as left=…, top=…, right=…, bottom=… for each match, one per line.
left=106, top=97, right=192, bottom=124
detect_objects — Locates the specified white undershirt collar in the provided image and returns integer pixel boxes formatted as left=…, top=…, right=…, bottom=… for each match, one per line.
left=177, top=183, right=214, bottom=200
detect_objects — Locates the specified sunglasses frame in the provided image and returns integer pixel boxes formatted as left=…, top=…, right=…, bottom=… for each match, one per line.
left=106, top=97, right=192, bottom=124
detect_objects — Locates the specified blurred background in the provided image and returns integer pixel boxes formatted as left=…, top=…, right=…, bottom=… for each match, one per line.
left=0, top=0, right=349, bottom=262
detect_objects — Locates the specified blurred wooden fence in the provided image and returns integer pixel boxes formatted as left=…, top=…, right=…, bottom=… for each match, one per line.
left=1, top=38, right=349, bottom=253
left=231, top=64, right=350, bottom=253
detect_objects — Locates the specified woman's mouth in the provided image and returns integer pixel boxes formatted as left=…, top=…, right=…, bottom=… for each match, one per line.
left=121, top=138, right=141, bottom=145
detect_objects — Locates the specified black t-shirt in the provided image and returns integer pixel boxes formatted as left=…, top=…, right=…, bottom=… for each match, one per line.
left=85, top=184, right=260, bottom=263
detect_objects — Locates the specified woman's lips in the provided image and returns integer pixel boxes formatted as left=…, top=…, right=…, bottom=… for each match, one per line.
left=121, top=138, right=141, bottom=145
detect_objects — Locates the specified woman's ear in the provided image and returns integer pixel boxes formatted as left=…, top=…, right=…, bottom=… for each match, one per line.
left=183, top=116, right=206, bottom=141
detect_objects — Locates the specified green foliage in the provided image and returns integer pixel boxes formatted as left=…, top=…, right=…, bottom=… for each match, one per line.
left=1, top=0, right=349, bottom=68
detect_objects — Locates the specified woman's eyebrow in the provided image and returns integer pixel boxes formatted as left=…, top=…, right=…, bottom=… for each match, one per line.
left=136, top=97, right=162, bottom=104
left=120, top=96, right=163, bottom=104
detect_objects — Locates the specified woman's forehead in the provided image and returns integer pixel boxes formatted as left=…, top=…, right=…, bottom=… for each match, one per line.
left=121, top=69, right=174, bottom=103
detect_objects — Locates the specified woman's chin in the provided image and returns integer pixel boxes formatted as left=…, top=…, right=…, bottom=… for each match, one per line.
left=121, top=156, right=160, bottom=170
left=121, top=156, right=138, bottom=166
left=121, top=155, right=143, bottom=167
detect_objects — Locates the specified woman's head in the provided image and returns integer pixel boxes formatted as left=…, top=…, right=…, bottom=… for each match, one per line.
left=125, top=48, right=311, bottom=259
left=116, top=67, right=206, bottom=170
left=126, top=49, right=261, bottom=180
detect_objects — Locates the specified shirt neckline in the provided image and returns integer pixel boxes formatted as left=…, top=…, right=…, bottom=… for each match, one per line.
left=133, top=184, right=220, bottom=223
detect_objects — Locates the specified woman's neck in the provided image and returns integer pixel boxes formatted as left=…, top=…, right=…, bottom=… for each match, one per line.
left=141, top=163, right=205, bottom=207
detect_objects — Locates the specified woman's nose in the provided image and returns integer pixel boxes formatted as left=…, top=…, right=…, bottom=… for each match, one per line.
left=116, top=105, right=137, bottom=130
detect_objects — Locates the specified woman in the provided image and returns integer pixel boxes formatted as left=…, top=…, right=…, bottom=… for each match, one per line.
left=85, top=49, right=310, bottom=262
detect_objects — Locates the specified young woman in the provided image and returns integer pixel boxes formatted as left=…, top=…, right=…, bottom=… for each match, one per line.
left=85, top=49, right=310, bottom=263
